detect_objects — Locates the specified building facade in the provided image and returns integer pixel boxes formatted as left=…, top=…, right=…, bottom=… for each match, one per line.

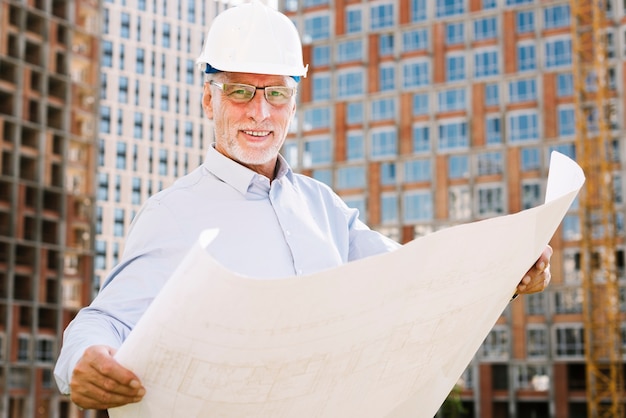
left=281, top=0, right=626, bottom=417
left=0, top=0, right=100, bottom=416
left=94, top=0, right=219, bottom=288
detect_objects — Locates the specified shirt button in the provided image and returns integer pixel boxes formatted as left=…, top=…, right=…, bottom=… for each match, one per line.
left=297, top=269, right=303, bottom=275
left=285, top=230, right=291, bottom=236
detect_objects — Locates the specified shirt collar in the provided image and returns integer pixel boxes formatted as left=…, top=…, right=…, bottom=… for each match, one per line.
left=203, top=144, right=293, bottom=196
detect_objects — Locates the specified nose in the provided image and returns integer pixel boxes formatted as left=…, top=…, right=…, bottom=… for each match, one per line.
left=246, top=90, right=271, bottom=121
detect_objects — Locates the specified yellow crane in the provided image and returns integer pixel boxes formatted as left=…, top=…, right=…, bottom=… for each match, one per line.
left=569, top=1, right=624, bottom=417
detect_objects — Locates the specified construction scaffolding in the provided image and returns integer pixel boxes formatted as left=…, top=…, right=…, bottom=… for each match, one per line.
left=569, top=0, right=624, bottom=417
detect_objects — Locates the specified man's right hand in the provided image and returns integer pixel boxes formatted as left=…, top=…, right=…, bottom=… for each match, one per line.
left=69, top=345, right=145, bottom=410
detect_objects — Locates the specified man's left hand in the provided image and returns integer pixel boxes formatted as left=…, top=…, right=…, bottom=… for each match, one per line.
left=516, top=245, right=553, bottom=295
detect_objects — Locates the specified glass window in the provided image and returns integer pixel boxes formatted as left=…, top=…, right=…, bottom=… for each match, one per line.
left=412, top=124, right=430, bottom=153
left=474, top=48, right=499, bottom=78
left=508, top=110, right=539, bottom=142
left=304, top=107, right=331, bottom=130
left=102, top=41, right=113, bottom=67
left=97, top=172, right=109, bottom=200
left=549, top=143, right=576, bottom=160
left=115, top=142, right=126, bottom=169
left=486, top=115, right=502, bottom=145
left=381, top=194, right=399, bottom=224
left=402, top=28, right=429, bottom=52
left=555, top=325, right=585, bottom=358
left=446, top=54, right=466, bottom=81
left=403, top=190, right=433, bottom=222
left=347, top=102, right=364, bottom=124
left=481, top=327, right=509, bottom=360
left=449, top=155, right=469, bottom=179
left=120, top=12, right=130, bottom=38
left=347, top=131, right=365, bottom=161
left=338, top=70, right=364, bottom=98
left=473, top=16, right=497, bottom=41
left=312, top=45, right=331, bottom=66
left=509, top=78, right=537, bottom=103
left=404, top=159, right=431, bottom=182
left=131, top=177, right=142, bottom=205
left=158, top=148, right=168, bottom=175
left=346, top=8, right=362, bottom=33
left=438, top=120, right=468, bottom=150
left=556, top=73, right=573, bottom=97
left=379, top=65, right=395, bottom=91
left=544, top=4, right=570, bottom=29
left=521, top=147, right=541, bottom=171
left=370, top=3, right=394, bottom=30
left=446, top=22, right=464, bottom=45
left=162, top=22, right=171, bottom=48
left=337, top=166, right=366, bottom=189
left=516, top=10, right=535, bottom=33
left=449, top=186, right=471, bottom=220
left=485, top=83, right=499, bottom=106
left=562, top=214, right=581, bottom=241
left=303, top=137, right=332, bottom=166
left=100, top=106, right=111, bottom=133
left=118, top=76, right=129, bottom=103
left=305, top=14, right=330, bottom=41
left=413, top=93, right=429, bottom=115
left=380, top=162, right=396, bottom=185
left=436, top=0, right=464, bottom=17
left=526, top=327, right=548, bottom=358
left=506, top=0, right=533, bottom=5
left=411, top=0, right=427, bottom=22
left=545, top=37, right=572, bottom=68
left=312, top=169, right=332, bottom=186
left=477, top=151, right=503, bottom=176
left=337, top=39, right=363, bottom=63
left=113, top=208, right=125, bottom=237
left=477, top=184, right=505, bottom=215
left=517, top=43, right=536, bottom=72
left=18, top=335, right=30, bottom=361
left=558, top=106, right=575, bottom=137
left=370, top=128, right=398, bottom=158
left=522, top=181, right=542, bottom=209
left=133, top=112, right=143, bottom=139
left=371, top=98, right=396, bottom=121
left=402, top=60, right=430, bottom=88
left=438, top=88, right=466, bottom=112
left=312, top=74, right=331, bottom=101
left=379, top=34, right=395, bottom=57
left=525, top=292, right=547, bottom=315
left=283, top=141, right=298, bottom=168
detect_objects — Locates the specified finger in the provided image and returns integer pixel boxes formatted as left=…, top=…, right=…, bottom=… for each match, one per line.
left=71, top=379, right=144, bottom=410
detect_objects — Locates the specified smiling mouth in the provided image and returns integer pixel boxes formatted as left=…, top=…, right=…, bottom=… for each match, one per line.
left=243, top=130, right=271, bottom=137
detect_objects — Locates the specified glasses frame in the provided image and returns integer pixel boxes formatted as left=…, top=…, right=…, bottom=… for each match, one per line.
left=209, top=80, right=296, bottom=106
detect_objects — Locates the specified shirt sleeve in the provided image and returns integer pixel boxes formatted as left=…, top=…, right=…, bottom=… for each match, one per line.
left=54, top=200, right=189, bottom=394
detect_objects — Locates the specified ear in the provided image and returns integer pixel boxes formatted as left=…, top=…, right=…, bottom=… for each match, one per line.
left=202, top=83, right=214, bottom=119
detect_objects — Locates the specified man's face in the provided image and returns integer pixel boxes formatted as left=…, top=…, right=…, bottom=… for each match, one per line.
left=202, top=73, right=297, bottom=179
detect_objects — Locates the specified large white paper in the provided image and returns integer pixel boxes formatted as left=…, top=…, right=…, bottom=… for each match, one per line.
left=110, top=151, right=584, bottom=418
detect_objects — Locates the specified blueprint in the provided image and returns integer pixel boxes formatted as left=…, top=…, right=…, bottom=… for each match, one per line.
left=109, top=152, right=584, bottom=418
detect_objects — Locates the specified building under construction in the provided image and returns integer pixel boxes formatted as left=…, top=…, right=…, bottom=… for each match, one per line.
left=0, top=0, right=99, bottom=416
left=282, top=0, right=626, bottom=416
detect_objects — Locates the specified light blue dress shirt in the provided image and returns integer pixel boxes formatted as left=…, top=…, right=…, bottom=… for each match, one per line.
left=54, top=145, right=400, bottom=394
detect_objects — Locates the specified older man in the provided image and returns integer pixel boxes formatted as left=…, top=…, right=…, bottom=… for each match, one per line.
left=54, top=1, right=552, bottom=411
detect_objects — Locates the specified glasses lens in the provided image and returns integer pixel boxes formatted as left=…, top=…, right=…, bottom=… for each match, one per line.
left=222, top=83, right=256, bottom=102
left=264, top=87, right=294, bottom=105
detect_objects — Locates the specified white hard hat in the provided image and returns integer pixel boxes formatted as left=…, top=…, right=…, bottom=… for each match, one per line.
left=196, top=1, right=308, bottom=78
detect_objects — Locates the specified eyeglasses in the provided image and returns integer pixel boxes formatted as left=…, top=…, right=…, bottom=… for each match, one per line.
left=209, top=81, right=296, bottom=106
